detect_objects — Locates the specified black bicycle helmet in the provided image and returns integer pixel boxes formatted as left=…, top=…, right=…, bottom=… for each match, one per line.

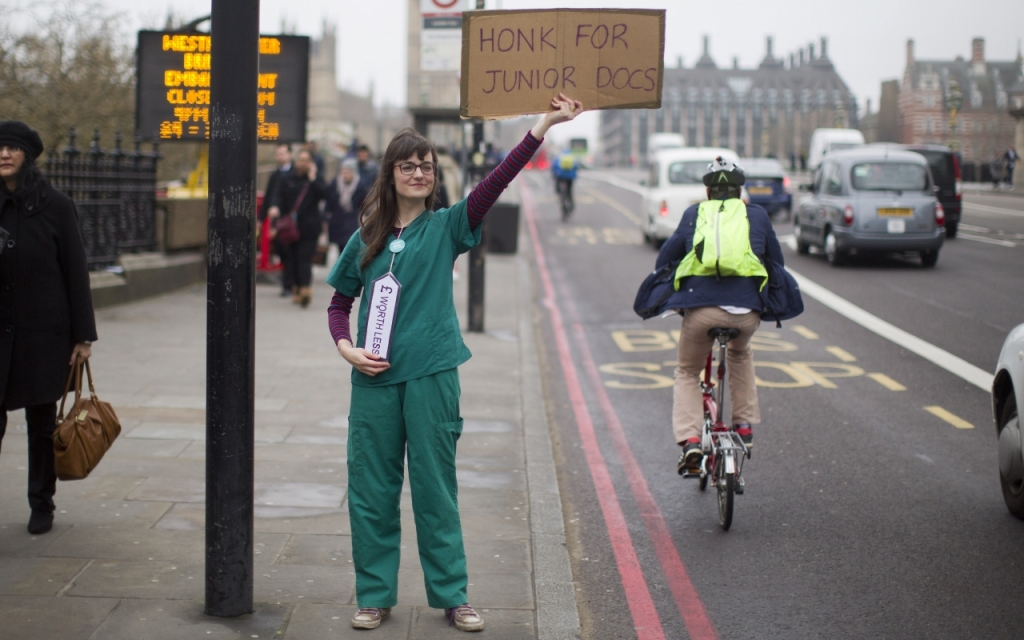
left=702, top=156, right=746, bottom=187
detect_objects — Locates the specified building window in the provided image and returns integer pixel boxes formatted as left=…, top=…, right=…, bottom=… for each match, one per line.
left=924, top=96, right=934, bottom=108
left=925, top=118, right=933, bottom=133
left=735, top=104, right=746, bottom=156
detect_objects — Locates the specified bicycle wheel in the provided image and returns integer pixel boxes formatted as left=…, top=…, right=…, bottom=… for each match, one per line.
left=560, top=192, right=571, bottom=222
left=716, top=454, right=735, bottom=530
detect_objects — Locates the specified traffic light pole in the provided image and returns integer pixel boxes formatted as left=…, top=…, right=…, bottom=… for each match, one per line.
left=205, top=0, right=259, bottom=617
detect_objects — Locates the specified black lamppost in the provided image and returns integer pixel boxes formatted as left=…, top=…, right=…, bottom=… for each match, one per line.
left=947, top=81, right=963, bottom=151
left=205, top=0, right=259, bottom=617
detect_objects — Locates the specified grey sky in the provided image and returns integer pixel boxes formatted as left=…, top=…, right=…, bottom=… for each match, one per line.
left=24, top=0, right=1024, bottom=147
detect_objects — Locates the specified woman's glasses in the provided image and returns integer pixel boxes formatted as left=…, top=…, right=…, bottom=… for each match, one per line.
left=395, top=161, right=436, bottom=176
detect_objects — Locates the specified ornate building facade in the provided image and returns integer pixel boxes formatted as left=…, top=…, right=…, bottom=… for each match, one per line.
left=600, top=36, right=857, bottom=167
left=898, top=38, right=1022, bottom=162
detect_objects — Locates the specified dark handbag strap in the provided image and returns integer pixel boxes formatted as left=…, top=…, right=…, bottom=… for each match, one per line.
left=288, top=182, right=311, bottom=217
left=56, top=356, right=85, bottom=423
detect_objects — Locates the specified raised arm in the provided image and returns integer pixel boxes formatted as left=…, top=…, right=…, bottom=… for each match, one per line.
left=465, top=93, right=583, bottom=229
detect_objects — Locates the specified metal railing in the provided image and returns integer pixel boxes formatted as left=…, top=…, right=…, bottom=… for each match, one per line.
left=44, top=128, right=160, bottom=270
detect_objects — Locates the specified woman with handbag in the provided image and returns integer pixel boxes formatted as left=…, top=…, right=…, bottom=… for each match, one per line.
left=0, top=121, right=97, bottom=535
left=268, top=147, right=326, bottom=308
left=326, top=93, right=582, bottom=631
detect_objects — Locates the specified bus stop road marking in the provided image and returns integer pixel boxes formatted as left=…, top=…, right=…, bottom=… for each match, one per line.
left=867, top=373, right=907, bottom=391
left=826, top=346, right=857, bottom=362
left=791, top=325, right=819, bottom=340
left=924, top=406, right=975, bottom=429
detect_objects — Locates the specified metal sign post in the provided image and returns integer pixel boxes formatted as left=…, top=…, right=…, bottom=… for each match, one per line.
left=205, top=0, right=259, bottom=617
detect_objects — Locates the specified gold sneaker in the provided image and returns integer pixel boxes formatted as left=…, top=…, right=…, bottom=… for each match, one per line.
left=445, top=603, right=485, bottom=632
left=351, top=607, right=390, bottom=630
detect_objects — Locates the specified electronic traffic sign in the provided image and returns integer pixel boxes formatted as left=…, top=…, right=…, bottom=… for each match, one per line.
left=136, top=31, right=310, bottom=142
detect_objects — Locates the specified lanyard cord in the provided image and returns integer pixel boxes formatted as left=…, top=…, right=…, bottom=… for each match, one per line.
left=386, top=225, right=405, bottom=274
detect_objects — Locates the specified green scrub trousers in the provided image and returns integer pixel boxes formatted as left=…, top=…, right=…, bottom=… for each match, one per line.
left=347, top=367, right=467, bottom=609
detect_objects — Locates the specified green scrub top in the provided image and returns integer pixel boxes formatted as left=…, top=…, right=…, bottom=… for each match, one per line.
left=326, top=198, right=482, bottom=387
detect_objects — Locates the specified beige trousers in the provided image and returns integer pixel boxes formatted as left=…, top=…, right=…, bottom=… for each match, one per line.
left=672, top=306, right=761, bottom=444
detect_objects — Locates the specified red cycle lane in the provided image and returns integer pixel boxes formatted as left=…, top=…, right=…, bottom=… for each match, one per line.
left=522, top=182, right=717, bottom=640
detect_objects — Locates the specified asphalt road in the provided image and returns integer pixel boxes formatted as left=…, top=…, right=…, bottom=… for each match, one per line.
left=522, top=169, right=1024, bottom=639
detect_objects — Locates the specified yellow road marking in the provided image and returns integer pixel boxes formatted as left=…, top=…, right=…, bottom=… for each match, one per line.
left=789, top=362, right=865, bottom=389
left=868, top=373, right=906, bottom=391
left=753, top=362, right=815, bottom=388
left=924, top=406, right=974, bottom=429
left=587, top=188, right=643, bottom=225
left=792, top=325, right=819, bottom=340
left=825, top=346, right=857, bottom=362
left=598, top=363, right=673, bottom=389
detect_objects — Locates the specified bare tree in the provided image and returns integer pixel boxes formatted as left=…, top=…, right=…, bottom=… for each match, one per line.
left=0, top=1, right=135, bottom=153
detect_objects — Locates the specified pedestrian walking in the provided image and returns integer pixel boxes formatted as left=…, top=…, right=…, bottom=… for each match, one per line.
left=0, top=121, right=97, bottom=535
left=269, top=148, right=326, bottom=308
left=353, top=144, right=379, bottom=216
left=1005, top=147, right=1018, bottom=188
left=325, top=157, right=361, bottom=266
left=326, top=93, right=583, bottom=632
left=260, top=143, right=294, bottom=297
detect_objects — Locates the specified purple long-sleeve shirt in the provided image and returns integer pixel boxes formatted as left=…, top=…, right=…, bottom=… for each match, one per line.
left=328, top=131, right=542, bottom=345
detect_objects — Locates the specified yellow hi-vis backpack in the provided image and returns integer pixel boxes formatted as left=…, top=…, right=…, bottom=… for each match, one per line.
left=674, top=198, right=769, bottom=291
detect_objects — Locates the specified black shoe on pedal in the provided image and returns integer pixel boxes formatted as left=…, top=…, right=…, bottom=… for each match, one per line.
left=677, top=440, right=703, bottom=476
left=734, top=424, right=753, bottom=457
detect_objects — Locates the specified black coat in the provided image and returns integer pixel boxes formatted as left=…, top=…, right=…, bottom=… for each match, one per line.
left=325, top=177, right=360, bottom=247
left=259, top=165, right=291, bottom=222
left=0, top=182, right=97, bottom=409
left=271, top=171, right=327, bottom=239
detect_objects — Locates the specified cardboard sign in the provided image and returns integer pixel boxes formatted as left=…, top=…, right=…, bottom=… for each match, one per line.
left=460, top=9, right=665, bottom=119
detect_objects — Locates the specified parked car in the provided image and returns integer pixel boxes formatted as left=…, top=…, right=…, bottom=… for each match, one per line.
left=740, top=157, right=792, bottom=219
left=641, top=147, right=743, bottom=247
left=794, top=147, right=945, bottom=266
left=807, top=128, right=865, bottom=171
left=994, top=323, right=1024, bottom=518
left=868, top=143, right=963, bottom=238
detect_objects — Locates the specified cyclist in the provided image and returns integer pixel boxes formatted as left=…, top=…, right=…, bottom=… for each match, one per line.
left=551, top=150, right=579, bottom=212
left=651, top=158, right=786, bottom=474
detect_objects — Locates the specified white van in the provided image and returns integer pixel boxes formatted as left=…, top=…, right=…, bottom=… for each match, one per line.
left=641, top=147, right=742, bottom=246
left=807, top=128, right=865, bottom=171
left=646, top=133, right=685, bottom=165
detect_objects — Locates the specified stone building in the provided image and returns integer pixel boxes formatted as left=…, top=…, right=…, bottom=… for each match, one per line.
left=897, top=38, right=1022, bottom=162
left=600, top=36, right=857, bottom=167
left=306, top=22, right=410, bottom=156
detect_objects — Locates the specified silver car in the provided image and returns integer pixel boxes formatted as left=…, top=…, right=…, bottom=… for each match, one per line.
left=794, top=147, right=945, bottom=267
left=995, top=324, right=1024, bottom=518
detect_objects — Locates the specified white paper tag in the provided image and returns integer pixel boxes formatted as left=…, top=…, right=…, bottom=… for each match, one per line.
left=363, top=273, right=402, bottom=362
left=887, top=219, right=906, bottom=234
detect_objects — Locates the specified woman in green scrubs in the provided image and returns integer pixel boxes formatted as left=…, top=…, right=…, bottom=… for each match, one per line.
left=326, top=94, right=582, bottom=631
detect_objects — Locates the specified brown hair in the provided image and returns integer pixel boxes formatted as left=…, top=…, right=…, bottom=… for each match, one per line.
left=358, top=128, right=438, bottom=269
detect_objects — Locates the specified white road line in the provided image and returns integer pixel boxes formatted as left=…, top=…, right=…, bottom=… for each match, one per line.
left=788, top=268, right=993, bottom=392
left=958, top=223, right=990, bottom=233
left=958, top=233, right=1017, bottom=247
left=582, top=172, right=646, bottom=195
left=962, top=202, right=1024, bottom=218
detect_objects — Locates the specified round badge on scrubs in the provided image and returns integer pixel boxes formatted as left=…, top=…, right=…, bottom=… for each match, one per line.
left=389, top=238, right=406, bottom=253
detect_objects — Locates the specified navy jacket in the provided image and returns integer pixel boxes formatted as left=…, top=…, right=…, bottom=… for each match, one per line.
left=653, top=201, right=784, bottom=313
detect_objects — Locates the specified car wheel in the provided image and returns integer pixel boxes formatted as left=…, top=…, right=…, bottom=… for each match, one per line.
left=824, top=230, right=845, bottom=266
left=794, top=223, right=810, bottom=255
left=920, top=250, right=939, bottom=268
left=998, top=395, right=1024, bottom=519
left=945, top=222, right=958, bottom=239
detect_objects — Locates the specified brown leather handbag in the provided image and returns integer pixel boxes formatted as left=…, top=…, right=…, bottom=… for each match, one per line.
left=53, top=357, right=121, bottom=481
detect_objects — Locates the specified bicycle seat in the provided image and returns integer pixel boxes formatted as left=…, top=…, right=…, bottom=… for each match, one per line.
left=707, top=327, right=740, bottom=341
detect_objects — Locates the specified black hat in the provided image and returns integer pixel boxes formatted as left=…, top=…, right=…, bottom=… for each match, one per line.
left=0, top=121, right=44, bottom=160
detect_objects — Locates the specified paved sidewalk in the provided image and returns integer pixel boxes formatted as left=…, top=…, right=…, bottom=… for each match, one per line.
left=0, top=225, right=579, bottom=638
